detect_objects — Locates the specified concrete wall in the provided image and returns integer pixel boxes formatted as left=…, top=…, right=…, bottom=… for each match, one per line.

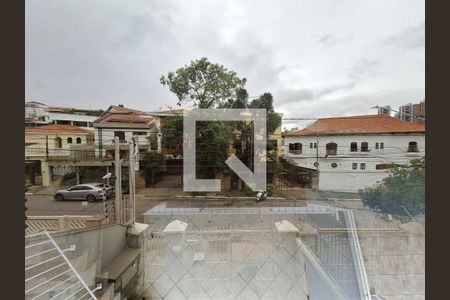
left=318, top=170, right=389, bottom=192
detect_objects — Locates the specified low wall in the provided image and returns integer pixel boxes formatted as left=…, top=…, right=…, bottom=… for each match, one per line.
left=319, top=171, right=389, bottom=192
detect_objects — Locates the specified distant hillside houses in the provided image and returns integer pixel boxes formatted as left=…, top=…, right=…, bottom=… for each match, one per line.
left=25, top=101, right=103, bottom=130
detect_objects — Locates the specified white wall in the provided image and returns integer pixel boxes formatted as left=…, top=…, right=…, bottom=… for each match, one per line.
left=94, top=127, right=157, bottom=157
left=282, top=133, right=425, bottom=192
left=318, top=170, right=390, bottom=192
left=49, top=112, right=98, bottom=130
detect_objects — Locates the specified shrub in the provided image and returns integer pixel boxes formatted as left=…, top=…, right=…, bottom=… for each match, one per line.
left=190, top=191, right=207, bottom=197
left=244, top=184, right=254, bottom=195
left=266, top=183, right=275, bottom=196
left=139, top=151, right=166, bottom=185
left=361, top=158, right=425, bottom=217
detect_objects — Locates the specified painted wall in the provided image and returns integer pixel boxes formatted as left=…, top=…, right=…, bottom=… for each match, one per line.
left=25, top=132, right=94, bottom=159
left=94, top=127, right=157, bottom=157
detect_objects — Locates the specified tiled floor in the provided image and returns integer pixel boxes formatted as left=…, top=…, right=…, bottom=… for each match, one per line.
left=141, top=217, right=309, bottom=299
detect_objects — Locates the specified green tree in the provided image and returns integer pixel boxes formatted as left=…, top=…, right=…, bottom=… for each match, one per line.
left=160, top=57, right=247, bottom=108
left=361, top=157, right=425, bottom=216
left=160, top=116, right=183, bottom=156
left=139, top=151, right=166, bottom=185
left=196, top=121, right=234, bottom=176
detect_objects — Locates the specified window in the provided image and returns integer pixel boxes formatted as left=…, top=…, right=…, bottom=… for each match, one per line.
left=67, top=137, right=73, bottom=144
left=55, top=120, right=71, bottom=125
left=310, top=143, right=313, bottom=149
left=289, top=143, right=302, bottom=154
left=54, top=137, right=62, bottom=149
left=350, top=142, right=358, bottom=152
left=326, top=142, right=337, bottom=155
left=73, top=121, right=88, bottom=127
left=76, top=137, right=82, bottom=144
left=267, top=139, right=277, bottom=151
left=360, top=163, right=366, bottom=170
left=133, top=132, right=148, bottom=136
left=380, top=142, right=384, bottom=149
left=352, top=163, right=358, bottom=170
left=314, top=143, right=317, bottom=149
left=408, top=141, right=418, bottom=152
left=361, top=142, right=369, bottom=152
left=114, top=131, right=126, bottom=142
left=331, top=163, right=338, bottom=168
left=375, top=142, right=379, bottom=149
left=376, top=163, right=392, bottom=170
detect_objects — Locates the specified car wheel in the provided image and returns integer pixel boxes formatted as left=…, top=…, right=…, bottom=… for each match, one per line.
left=55, top=194, right=64, bottom=202
left=86, top=195, right=96, bottom=202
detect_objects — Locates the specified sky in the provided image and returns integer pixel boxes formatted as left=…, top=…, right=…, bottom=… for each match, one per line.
left=26, top=0, right=424, bottom=129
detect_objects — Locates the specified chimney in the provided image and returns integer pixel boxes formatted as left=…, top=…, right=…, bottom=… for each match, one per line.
left=118, top=104, right=124, bottom=108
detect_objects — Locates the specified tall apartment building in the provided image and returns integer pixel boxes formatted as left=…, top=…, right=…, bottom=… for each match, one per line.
left=398, top=100, right=425, bottom=124
left=377, top=105, right=391, bottom=116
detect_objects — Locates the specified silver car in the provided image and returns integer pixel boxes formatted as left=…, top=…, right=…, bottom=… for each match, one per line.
left=54, top=183, right=115, bottom=202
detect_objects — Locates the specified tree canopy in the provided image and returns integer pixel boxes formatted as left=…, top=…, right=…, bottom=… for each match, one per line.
left=160, top=58, right=284, bottom=183
left=160, top=57, right=247, bottom=108
left=361, top=157, right=425, bottom=217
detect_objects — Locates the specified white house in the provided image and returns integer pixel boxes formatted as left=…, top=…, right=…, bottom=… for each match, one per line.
left=25, top=101, right=100, bottom=130
left=282, top=114, right=425, bottom=192
left=93, top=105, right=158, bottom=158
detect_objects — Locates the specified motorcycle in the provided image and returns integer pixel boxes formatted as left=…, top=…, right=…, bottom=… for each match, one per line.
left=256, top=190, right=267, bottom=202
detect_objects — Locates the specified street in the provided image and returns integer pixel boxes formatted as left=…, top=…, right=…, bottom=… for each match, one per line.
left=26, top=194, right=111, bottom=216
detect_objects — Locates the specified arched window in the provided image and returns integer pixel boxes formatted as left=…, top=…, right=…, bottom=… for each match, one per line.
left=361, top=142, right=369, bottom=152
left=289, top=143, right=302, bottom=154
left=326, top=142, right=337, bottom=155
left=76, top=137, right=82, bottom=144
left=408, top=141, right=418, bottom=152
left=67, top=137, right=73, bottom=144
left=54, top=137, right=62, bottom=149
left=350, top=142, right=358, bottom=152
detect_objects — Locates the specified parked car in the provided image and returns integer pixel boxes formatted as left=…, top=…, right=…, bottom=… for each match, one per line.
left=54, top=183, right=114, bottom=202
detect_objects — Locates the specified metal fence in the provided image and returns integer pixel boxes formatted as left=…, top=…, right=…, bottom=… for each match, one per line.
left=25, top=231, right=101, bottom=300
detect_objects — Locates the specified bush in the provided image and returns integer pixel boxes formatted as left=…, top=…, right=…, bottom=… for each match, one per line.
left=361, top=158, right=425, bottom=216
left=266, top=183, right=275, bottom=196
left=190, top=191, right=207, bottom=197
left=244, top=184, right=254, bottom=195
left=24, top=180, right=31, bottom=192
left=139, top=151, right=166, bottom=185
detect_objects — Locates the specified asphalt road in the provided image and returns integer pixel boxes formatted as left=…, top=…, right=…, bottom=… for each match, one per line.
left=25, top=189, right=359, bottom=218
left=25, top=194, right=166, bottom=219
left=26, top=194, right=112, bottom=216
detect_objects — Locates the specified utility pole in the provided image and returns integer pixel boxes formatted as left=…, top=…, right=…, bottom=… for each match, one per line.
left=129, top=138, right=136, bottom=224
left=45, top=135, right=49, bottom=159
left=316, top=132, right=319, bottom=171
left=114, top=137, right=122, bottom=224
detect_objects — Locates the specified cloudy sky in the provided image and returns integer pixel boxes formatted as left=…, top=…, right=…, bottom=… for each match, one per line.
left=26, top=0, right=424, bottom=127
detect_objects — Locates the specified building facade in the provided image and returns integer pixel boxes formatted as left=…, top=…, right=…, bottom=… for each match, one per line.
left=25, top=124, right=95, bottom=185
left=93, top=105, right=158, bottom=159
left=25, top=101, right=101, bottom=130
left=282, top=115, right=425, bottom=192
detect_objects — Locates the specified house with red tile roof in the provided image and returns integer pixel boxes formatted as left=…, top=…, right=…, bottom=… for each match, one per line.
left=25, top=124, right=94, bottom=159
left=282, top=114, right=425, bottom=192
left=93, top=105, right=158, bottom=158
